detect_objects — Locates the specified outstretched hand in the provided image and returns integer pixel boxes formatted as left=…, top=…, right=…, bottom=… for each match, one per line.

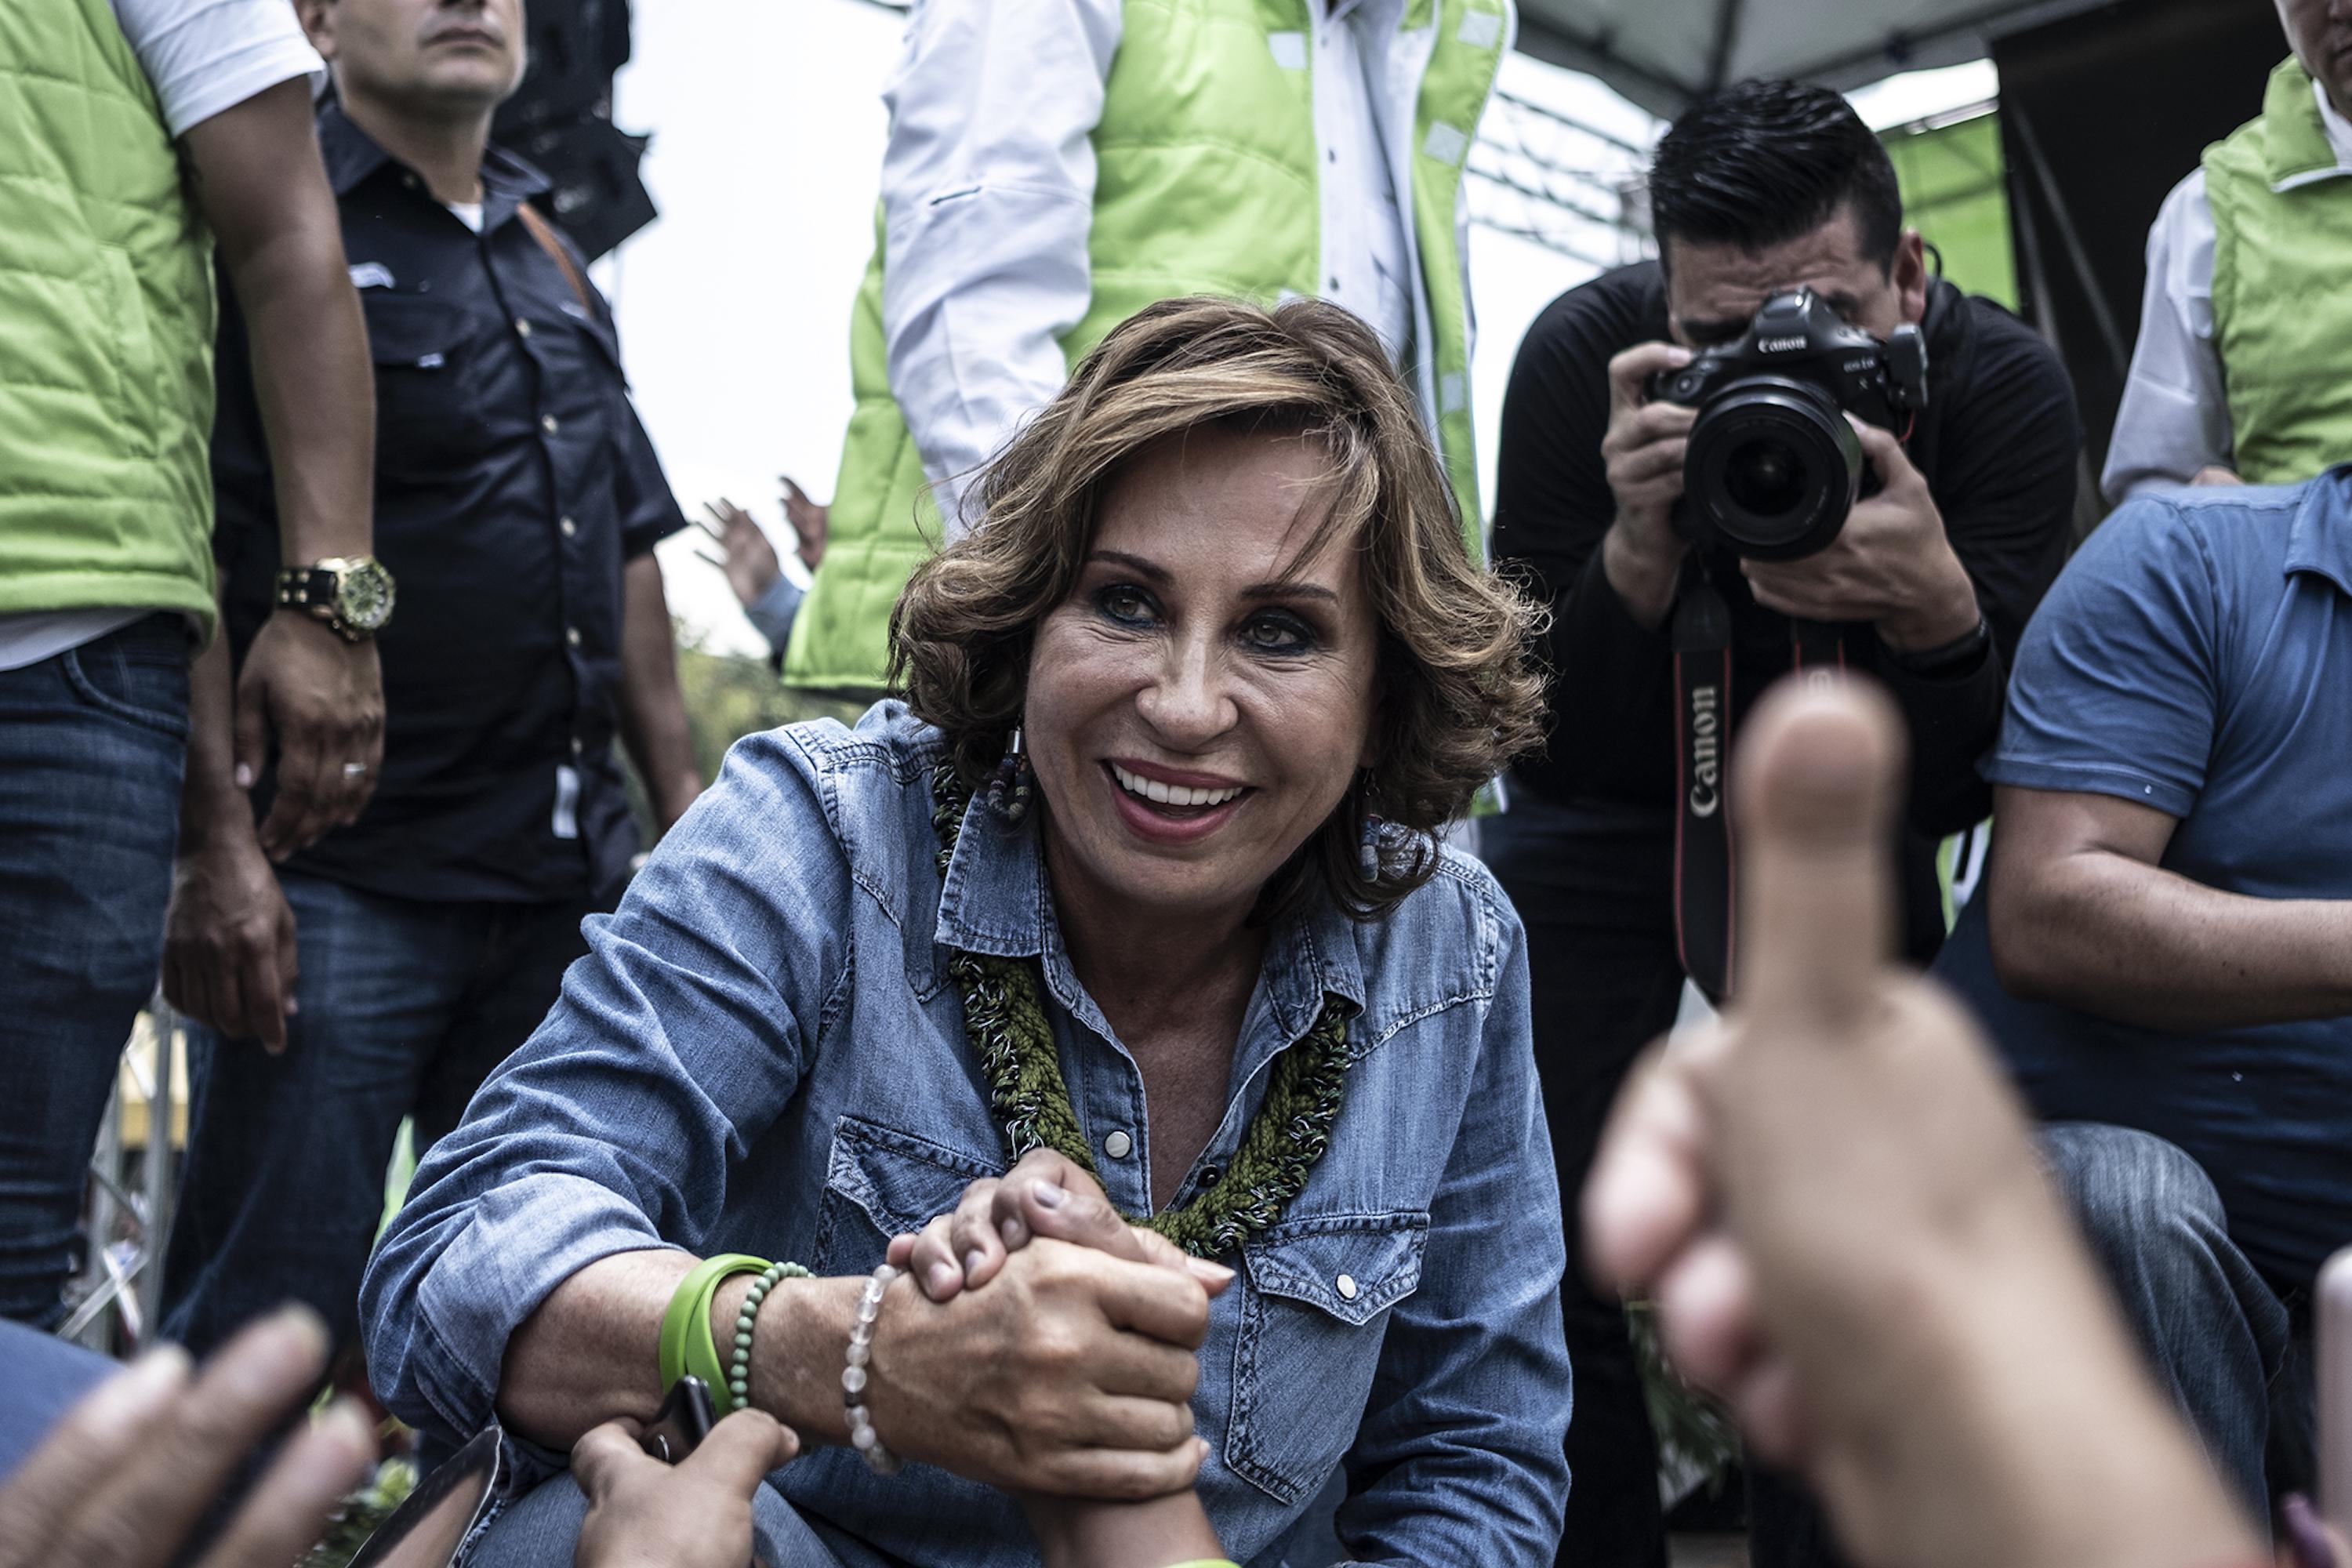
left=696, top=499, right=783, bottom=612
left=0, top=1308, right=376, bottom=1568
left=1581, top=679, right=2260, bottom=1568
left=887, top=1148, right=1233, bottom=1303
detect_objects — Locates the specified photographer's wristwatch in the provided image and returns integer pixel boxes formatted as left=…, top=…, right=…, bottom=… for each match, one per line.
left=1885, top=615, right=1990, bottom=679
left=274, top=555, right=396, bottom=643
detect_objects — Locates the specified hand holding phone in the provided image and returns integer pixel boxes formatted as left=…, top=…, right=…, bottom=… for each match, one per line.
left=574, top=1399, right=800, bottom=1568
left=641, top=1374, right=717, bottom=1463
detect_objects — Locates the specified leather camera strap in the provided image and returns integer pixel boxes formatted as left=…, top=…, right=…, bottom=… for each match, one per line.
left=517, top=201, right=593, bottom=316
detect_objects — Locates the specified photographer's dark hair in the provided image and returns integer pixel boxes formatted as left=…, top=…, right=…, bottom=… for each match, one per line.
left=1649, top=80, right=1904, bottom=272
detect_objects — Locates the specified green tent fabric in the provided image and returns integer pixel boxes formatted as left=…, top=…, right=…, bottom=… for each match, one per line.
left=1884, top=108, right=2016, bottom=309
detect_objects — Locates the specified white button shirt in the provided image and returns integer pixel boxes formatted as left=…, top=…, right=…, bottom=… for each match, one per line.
left=876, top=0, right=1418, bottom=537
left=2103, top=76, right=2352, bottom=503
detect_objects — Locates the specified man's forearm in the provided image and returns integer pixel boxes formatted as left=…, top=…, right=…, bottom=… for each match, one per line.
left=1599, top=517, right=1683, bottom=630
left=235, top=233, right=374, bottom=563
left=1994, top=851, right=2352, bottom=1029
left=618, top=554, right=702, bottom=832
left=180, top=610, right=253, bottom=852
left=186, top=78, right=373, bottom=565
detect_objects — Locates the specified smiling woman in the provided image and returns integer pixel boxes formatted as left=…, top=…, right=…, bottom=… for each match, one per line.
left=896, top=296, right=1547, bottom=920
left=359, top=296, right=1570, bottom=1568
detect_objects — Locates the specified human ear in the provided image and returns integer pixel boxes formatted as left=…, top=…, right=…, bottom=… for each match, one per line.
left=294, top=0, right=336, bottom=60
left=1893, top=230, right=1929, bottom=325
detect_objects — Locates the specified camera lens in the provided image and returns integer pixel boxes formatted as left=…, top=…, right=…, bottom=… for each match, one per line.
left=1679, top=378, right=1864, bottom=561
left=1722, top=437, right=1809, bottom=517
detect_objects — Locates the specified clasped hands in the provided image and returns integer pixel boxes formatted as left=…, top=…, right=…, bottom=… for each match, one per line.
left=876, top=1149, right=1229, bottom=1497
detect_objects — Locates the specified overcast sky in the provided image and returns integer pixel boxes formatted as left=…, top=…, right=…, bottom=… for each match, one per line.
left=602, top=0, right=1995, bottom=657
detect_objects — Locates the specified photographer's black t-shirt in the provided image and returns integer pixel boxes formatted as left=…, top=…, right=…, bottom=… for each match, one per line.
left=1490, top=260, right=2082, bottom=957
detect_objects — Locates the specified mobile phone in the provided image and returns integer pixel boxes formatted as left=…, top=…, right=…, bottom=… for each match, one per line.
left=348, top=1425, right=501, bottom=1568
left=642, top=1374, right=717, bottom=1464
left=2320, top=1247, right=2352, bottom=1529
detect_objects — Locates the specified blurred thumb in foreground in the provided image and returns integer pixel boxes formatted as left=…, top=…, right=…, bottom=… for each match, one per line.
left=1583, top=677, right=2262, bottom=1568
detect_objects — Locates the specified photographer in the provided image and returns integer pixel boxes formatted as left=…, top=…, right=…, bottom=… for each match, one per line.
left=1486, top=80, right=2080, bottom=1567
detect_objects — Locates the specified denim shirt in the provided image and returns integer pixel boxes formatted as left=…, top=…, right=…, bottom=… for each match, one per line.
left=361, top=702, right=1570, bottom=1566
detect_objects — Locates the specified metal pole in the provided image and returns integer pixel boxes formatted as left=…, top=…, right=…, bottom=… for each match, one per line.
left=140, top=991, right=176, bottom=1336
left=75, top=1075, right=124, bottom=1352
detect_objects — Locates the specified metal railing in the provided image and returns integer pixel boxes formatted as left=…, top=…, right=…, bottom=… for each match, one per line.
left=61, top=990, right=182, bottom=1352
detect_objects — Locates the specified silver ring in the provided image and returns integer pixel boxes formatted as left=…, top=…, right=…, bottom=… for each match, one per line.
left=343, top=761, right=370, bottom=778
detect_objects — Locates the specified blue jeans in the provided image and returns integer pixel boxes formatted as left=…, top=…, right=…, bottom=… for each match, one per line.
left=0, top=616, right=190, bottom=1327
left=0, top=1318, right=113, bottom=1479
left=2043, top=1122, right=2303, bottom=1519
left=162, top=873, right=595, bottom=1360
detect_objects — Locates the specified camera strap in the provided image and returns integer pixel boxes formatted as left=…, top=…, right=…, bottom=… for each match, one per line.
left=1671, top=575, right=1735, bottom=1004
left=1673, top=578, right=1853, bottom=1005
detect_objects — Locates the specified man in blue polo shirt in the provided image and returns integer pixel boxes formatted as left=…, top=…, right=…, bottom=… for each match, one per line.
left=1934, top=467, right=2352, bottom=1517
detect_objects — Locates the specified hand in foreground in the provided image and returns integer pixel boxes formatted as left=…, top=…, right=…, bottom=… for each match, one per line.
left=0, top=1306, right=376, bottom=1568
left=2192, top=464, right=2246, bottom=487
left=779, top=477, right=827, bottom=572
left=164, top=823, right=299, bottom=1051
left=236, top=612, right=384, bottom=862
left=1738, top=417, right=1979, bottom=652
left=696, top=499, right=783, bottom=612
left=573, top=1409, right=797, bottom=1568
left=886, top=1147, right=1234, bottom=1302
left=1581, top=679, right=2260, bottom=1568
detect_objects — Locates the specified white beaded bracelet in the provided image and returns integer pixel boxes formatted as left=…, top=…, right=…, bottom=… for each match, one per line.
left=844, top=1261, right=902, bottom=1475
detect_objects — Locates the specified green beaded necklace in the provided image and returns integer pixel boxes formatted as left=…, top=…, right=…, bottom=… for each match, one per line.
left=930, top=760, right=1352, bottom=1258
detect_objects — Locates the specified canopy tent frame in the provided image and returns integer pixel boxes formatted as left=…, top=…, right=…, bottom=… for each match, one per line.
left=1513, top=0, right=2114, bottom=117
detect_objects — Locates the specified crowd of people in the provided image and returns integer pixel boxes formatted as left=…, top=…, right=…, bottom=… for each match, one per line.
left=2, top=0, right=2349, bottom=1566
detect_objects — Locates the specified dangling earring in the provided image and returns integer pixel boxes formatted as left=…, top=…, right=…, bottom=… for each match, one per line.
left=1358, top=779, right=1384, bottom=880
left=985, top=724, right=1034, bottom=825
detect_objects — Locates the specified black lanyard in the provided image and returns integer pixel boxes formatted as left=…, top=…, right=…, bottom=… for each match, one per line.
left=1671, top=569, right=1848, bottom=1004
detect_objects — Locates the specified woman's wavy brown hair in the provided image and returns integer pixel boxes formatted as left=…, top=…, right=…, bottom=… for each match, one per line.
left=891, top=296, right=1547, bottom=920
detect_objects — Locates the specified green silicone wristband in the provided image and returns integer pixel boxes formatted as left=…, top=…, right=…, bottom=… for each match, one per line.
left=659, top=1253, right=769, bottom=1411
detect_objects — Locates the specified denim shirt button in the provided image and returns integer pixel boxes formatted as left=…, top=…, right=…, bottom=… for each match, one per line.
left=1103, top=1130, right=1133, bottom=1160
left=1336, top=1272, right=1359, bottom=1301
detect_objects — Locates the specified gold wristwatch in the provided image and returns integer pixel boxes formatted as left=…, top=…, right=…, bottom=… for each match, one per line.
left=274, top=555, right=396, bottom=643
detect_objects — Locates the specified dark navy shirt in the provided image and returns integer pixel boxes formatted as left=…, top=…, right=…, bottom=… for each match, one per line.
left=1936, top=470, right=2352, bottom=1290
left=212, top=103, right=684, bottom=904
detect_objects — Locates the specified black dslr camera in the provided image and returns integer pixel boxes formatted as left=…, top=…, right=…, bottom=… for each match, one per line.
left=1649, top=288, right=1928, bottom=561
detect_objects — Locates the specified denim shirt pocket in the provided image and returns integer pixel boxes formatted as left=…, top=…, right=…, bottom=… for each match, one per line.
left=1225, top=1211, right=1429, bottom=1504
left=809, top=1116, right=1000, bottom=1276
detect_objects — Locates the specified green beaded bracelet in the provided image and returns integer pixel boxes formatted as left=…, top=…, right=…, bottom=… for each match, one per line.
left=727, top=1259, right=811, bottom=1412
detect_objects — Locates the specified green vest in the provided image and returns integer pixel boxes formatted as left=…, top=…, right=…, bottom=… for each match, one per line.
left=0, top=0, right=218, bottom=635
left=785, top=0, right=1506, bottom=695
left=2202, top=57, right=2352, bottom=488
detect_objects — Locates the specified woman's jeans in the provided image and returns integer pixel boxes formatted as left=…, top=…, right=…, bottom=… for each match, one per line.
left=162, top=873, right=596, bottom=1361
left=0, top=617, right=189, bottom=1327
